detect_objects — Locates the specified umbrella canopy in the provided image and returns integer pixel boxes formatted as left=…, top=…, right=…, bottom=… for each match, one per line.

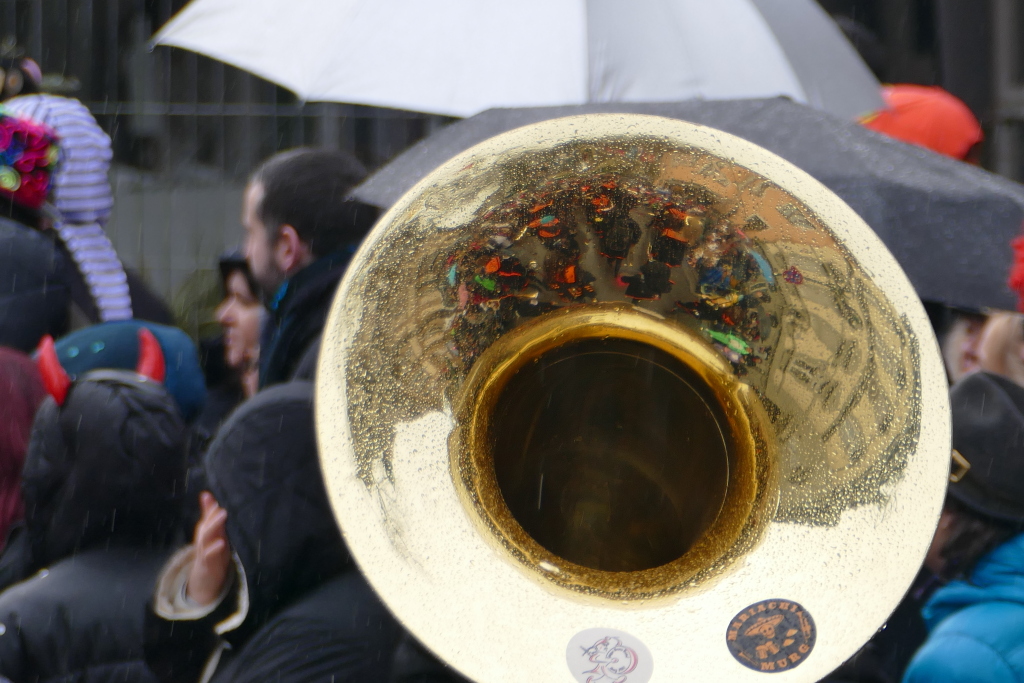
left=353, top=98, right=1024, bottom=312
left=152, top=0, right=882, bottom=119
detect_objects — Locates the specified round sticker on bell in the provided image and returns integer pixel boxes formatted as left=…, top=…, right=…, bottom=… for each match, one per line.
left=566, top=628, right=653, bottom=683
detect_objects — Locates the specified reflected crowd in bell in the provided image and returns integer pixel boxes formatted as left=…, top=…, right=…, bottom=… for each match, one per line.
left=1, top=5, right=1024, bottom=683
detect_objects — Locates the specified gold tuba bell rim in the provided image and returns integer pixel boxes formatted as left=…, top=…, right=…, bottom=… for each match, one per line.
left=452, top=301, right=777, bottom=600
left=316, top=113, right=950, bottom=683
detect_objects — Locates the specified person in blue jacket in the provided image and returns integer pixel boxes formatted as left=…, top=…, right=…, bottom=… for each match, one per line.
left=903, top=372, right=1024, bottom=682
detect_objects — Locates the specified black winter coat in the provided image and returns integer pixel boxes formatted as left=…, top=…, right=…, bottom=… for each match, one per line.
left=0, top=372, right=189, bottom=682
left=389, top=634, right=473, bottom=683
left=145, top=381, right=401, bottom=682
left=0, top=548, right=168, bottom=683
left=0, top=217, right=69, bottom=352
left=186, top=571, right=400, bottom=683
left=259, top=250, right=351, bottom=388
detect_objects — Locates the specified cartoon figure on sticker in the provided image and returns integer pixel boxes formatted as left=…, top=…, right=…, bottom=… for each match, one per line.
left=745, top=614, right=787, bottom=659
left=726, top=600, right=817, bottom=673
left=582, top=636, right=639, bottom=683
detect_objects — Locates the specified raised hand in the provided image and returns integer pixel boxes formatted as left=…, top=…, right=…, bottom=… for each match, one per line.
left=186, top=491, right=231, bottom=606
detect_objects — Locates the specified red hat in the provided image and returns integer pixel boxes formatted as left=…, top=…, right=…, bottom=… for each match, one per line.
left=0, top=107, right=59, bottom=211
left=861, top=85, right=983, bottom=161
left=1008, top=233, right=1024, bottom=312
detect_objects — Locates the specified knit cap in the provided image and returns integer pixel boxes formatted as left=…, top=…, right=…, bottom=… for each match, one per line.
left=5, top=94, right=132, bottom=321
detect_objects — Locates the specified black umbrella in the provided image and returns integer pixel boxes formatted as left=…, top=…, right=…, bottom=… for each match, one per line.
left=353, top=98, right=1024, bottom=312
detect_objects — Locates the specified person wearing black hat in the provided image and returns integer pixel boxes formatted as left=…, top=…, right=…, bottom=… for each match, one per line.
left=0, top=325, right=201, bottom=682
left=902, top=372, right=1024, bottom=682
left=143, top=382, right=401, bottom=681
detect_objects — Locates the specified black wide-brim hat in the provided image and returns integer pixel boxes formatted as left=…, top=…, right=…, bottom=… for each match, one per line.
left=950, top=371, right=1024, bottom=522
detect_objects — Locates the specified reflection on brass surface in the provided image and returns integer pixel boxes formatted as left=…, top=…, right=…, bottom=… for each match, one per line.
left=317, top=114, right=950, bottom=683
left=345, top=129, right=920, bottom=529
left=454, top=304, right=772, bottom=598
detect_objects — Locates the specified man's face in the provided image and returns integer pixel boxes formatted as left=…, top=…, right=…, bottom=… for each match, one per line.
left=242, top=181, right=286, bottom=298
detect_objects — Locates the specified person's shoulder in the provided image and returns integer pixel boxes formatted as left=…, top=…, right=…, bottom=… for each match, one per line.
left=0, top=216, right=46, bottom=245
left=0, top=547, right=170, bottom=606
left=904, top=633, right=1017, bottom=682
left=0, top=549, right=170, bottom=643
left=272, top=570, right=384, bottom=623
left=222, top=571, right=401, bottom=681
left=0, top=219, right=63, bottom=272
left=0, top=548, right=169, bottom=680
left=931, top=599, right=1024, bottom=643
left=240, top=571, right=395, bottom=648
left=904, top=602, right=1024, bottom=682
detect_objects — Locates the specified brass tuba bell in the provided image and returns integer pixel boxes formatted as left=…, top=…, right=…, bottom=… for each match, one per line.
left=316, top=114, right=950, bottom=682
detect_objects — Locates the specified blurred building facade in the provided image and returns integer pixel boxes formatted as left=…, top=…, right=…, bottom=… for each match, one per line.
left=0, top=0, right=446, bottom=334
left=2, top=0, right=1023, bottom=331
left=820, top=0, right=1024, bottom=182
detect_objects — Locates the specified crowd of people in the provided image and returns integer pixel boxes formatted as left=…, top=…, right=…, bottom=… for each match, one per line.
left=0, top=42, right=1021, bottom=683
left=0, top=54, right=467, bottom=682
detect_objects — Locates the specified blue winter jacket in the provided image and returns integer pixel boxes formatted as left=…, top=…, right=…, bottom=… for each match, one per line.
left=902, top=533, right=1024, bottom=683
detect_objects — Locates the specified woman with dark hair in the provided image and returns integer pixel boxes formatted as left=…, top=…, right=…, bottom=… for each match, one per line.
left=215, top=252, right=263, bottom=400
left=191, top=253, right=265, bottom=463
left=902, top=372, right=1024, bottom=682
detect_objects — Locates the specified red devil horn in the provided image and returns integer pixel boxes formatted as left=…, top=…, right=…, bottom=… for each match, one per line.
left=35, top=335, right=71, bottom=406
left=136, top=328, right=166, bottom=383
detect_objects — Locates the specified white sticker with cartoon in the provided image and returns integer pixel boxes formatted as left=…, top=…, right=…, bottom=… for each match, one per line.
left=566, top=628, right=654, bottom=683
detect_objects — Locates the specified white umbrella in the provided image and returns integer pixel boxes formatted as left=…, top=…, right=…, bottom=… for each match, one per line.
left=153, top=0, right=883, bottom=119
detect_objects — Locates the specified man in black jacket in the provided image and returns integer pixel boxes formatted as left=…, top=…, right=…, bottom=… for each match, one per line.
left=242, top=148, right=378, bottom=388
